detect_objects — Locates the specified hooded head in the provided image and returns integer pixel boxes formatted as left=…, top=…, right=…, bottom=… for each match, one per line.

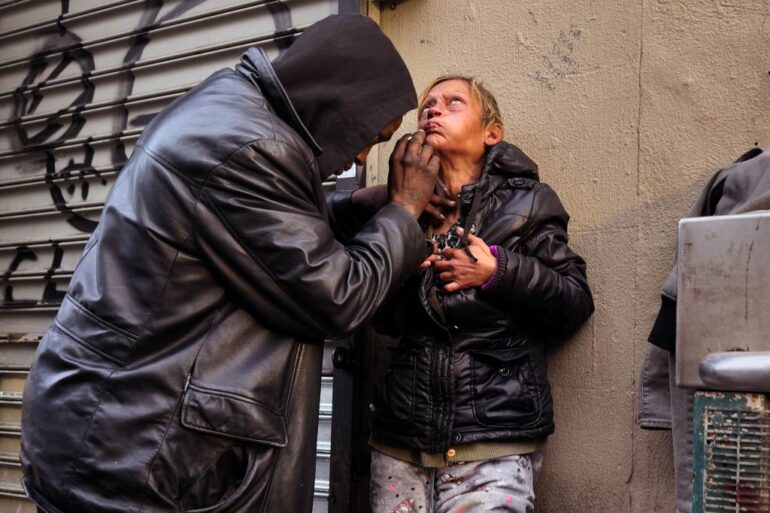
left=270, top=15, right=417, bottom=179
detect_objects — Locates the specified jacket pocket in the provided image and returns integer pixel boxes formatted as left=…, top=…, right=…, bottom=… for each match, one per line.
left=373, top=354, right=416, bottom=427
left=182, top=443, right=275, bottom=513
left=470, top=347, right=541, bottom=428
left=181, top=384, right=288, bottom=447
left=54, top=295, right=137, bottom=366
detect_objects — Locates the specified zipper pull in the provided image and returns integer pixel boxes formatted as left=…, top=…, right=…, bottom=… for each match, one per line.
left=183, top=373, right=191, bottom=392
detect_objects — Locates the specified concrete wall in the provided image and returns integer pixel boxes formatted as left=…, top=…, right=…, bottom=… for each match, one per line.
left=371, top=1, right=770, bottom=511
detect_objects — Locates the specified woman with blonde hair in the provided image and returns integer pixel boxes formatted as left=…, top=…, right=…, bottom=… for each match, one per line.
left=368, top=75, right=594, bottom=513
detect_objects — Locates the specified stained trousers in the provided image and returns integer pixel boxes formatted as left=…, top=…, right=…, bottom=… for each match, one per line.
left=370, top=449, right=543, bottom=513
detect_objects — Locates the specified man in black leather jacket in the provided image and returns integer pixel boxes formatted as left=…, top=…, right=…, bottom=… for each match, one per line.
left=20, top=15, right=439, bottom=513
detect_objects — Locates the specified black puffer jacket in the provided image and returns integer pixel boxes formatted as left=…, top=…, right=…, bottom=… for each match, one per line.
left=20, top=18, right=424, bottom=513
left=372, top=142, right=594, bottom=453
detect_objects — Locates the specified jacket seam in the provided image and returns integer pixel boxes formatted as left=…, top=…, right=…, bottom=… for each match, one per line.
left=136, top=144, right=199, bottom=191
left=63, top=368, right=120, bottom=509
left=257, top=447, right=282, bottom=513
left=258, top=344, right=303, bottom=512
left=133, top=233, right=193, bottom=347
left=262, top=109, right=316, bottom=171
left=53, top=319, right=126, bottom=367
left=136, top=391, right=188, bottom=513
left=63, top=294, right=138, bottom=340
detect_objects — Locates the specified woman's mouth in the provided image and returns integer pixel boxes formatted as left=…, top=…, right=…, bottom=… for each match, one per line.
left=423, top=122, right=439, bottom=133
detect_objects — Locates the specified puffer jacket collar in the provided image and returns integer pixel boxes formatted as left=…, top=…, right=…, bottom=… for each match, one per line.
left=236, top=47, right=323, bottom=156
left=463, top=142, right=540, bottom=200
left=486, top=141, right=539, bottom=180
left=457, top=142, right=540, bottom=228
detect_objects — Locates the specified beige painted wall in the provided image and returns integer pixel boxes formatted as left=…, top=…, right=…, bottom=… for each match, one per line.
left=371, top=1, right=770, bottom=511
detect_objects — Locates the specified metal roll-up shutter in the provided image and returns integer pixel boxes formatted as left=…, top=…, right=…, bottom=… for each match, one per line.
left=0, top=1, right=358, bottom=511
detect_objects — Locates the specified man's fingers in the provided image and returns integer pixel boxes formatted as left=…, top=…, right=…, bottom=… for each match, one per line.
left=390, top=133, right=411, bottom=162
left=406, top=130, right=426, bottom=157
left=424, top=204, right=445, bottom=221
left=439, top=271, right=453, bottom=282
left=418, top=140, right=434, bottom=165
left=426, top=154, right=440, bottom=175
left=428, top=193, right=455, bottom=211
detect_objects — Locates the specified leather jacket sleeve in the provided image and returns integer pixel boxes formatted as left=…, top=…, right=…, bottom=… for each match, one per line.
left=482, top=184, right=594, bottom=338
left=195, top=139, right=426, bottom=340
left=325, top=190, right=376, bottom=243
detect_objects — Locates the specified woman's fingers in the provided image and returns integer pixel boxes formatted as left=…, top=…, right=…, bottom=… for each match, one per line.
left=443, top=282, right=461, bottom=293
left=466, top=233, right=488, bottom=248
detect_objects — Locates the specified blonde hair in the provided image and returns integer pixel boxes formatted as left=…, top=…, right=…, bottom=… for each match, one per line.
left=418, top=74, right=503, bottom=129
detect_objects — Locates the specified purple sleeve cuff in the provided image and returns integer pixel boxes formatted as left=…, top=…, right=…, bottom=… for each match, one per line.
left=480, top=245, right=500, bottom=291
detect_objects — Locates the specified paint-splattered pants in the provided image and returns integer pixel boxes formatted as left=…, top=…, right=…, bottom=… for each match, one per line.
left=370, top=449, right=543, bottom=513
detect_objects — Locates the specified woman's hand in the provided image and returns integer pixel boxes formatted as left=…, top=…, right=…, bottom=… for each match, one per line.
left=433, top=231, right=497, bottom=292
left=419, top=241, right=441, bottom=269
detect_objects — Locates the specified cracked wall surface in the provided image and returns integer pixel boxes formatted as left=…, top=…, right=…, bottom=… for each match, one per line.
left=373, top=1, right=770, bottom=511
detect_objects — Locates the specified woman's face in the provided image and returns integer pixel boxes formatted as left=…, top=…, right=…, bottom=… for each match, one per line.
left=417, top=79, right=500, bottom=162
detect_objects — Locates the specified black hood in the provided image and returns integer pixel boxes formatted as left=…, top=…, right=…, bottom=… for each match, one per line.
left=268, top=14, right=416, bottom=179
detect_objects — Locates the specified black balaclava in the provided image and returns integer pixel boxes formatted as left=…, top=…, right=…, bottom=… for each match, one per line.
left=269, top=14, right=416, bottom=179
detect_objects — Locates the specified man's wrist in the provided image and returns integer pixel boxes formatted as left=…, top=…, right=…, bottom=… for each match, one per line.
left=389, top=199, right=422, bottom=220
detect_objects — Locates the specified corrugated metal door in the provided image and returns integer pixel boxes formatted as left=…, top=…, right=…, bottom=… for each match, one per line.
left=0, top=1, right=358, bottom=511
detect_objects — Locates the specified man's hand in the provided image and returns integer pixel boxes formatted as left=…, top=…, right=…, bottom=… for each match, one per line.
left=351, top=185, right=388, bottom=213
left=388, top=130, right=440, bottom=220
left=433, top=231, right=497, bottom=292
left=424, top=180, right=456, bottom=224
left=353, top=184, right=456, bottom=223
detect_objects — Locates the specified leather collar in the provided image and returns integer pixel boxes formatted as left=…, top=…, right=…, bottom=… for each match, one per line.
left=238, top=47, right=323, bottom=156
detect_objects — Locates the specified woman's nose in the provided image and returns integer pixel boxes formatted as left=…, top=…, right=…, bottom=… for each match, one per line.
left=426, top=105, right=441, bottom=118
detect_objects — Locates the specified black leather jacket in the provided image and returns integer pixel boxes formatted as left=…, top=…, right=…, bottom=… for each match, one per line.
left=371, top=142, right=594, bottom=453
left=20, top=49, right=424, bottom=512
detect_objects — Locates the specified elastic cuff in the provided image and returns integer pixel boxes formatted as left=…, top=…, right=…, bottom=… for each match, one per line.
left=481, top=245, right=506, bottom=291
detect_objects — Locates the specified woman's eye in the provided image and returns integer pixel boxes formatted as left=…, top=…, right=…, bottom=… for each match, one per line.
left=449, top=97, right=463, bottom=104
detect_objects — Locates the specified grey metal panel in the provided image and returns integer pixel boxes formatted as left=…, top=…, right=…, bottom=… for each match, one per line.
left=676, top=212, right=770, bottom=389
left=0, top=0, right=344, bottom=510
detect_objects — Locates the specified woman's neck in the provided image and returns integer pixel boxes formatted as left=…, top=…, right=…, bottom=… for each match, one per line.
left=439, top=155, right=484, bottom=198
